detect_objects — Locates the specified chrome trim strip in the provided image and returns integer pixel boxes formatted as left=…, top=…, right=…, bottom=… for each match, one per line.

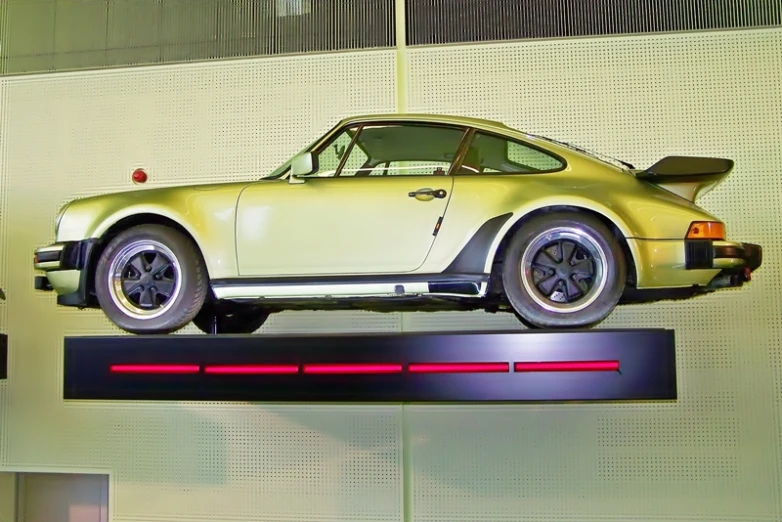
left=34, top=261, right=62, bottom=271
left=213, top=282, right=430, bottom=300
left=35, top=244, right=66, bottom=254
left=212, top=280, right=486, bottom=300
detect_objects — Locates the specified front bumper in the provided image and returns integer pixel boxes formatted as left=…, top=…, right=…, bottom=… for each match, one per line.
left=33, top=239, right=100, bottom=308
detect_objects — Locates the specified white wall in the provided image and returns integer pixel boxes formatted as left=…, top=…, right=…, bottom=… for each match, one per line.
left=0, top=29, right=780, bottom=522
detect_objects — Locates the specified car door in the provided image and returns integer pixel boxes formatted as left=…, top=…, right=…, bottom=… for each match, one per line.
left=235, top=121, right=470, bottom=277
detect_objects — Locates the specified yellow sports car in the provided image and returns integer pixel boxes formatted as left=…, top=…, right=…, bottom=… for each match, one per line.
left=33, top=114, right=762, bottom=334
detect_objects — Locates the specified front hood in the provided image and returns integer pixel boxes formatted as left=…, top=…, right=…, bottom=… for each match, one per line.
left=70, top=179, right=257, bottom=203
left=192, top=177, right=279, bottom=191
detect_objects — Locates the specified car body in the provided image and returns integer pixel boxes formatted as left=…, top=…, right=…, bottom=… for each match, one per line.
left=33, top=113, right=762, bottom=334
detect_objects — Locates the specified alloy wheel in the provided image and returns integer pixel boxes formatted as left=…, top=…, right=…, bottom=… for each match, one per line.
left=107, top=239, right=183, bottom=320
left=520, top=227, right=607, bottom=314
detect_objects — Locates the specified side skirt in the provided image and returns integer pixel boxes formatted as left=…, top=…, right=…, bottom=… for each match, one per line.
left=210, top=273, right=490, bottom=305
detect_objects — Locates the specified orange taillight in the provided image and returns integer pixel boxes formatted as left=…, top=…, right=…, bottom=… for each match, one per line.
left=686, top=221, right=725, bottom=240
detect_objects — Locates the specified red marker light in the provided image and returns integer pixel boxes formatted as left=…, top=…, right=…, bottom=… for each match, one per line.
left=204, top=365, right=299, bottom=375
left=132, top=168, right=148, bottom=184
left=408, top=362, right=510, bottom=374
left=303, top=363, right=403, bottom=374
left=514, top=360, right=620, bottom=372
left=110, top=364, right=199, bottom=374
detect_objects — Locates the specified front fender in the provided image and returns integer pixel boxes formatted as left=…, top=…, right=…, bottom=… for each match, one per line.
left=56, top=185, right=245, bottom=280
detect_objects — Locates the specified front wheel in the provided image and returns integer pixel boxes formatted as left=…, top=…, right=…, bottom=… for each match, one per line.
left=94, top=224, right=208, bottom=334
left=501, top=212, right=626, bottom=328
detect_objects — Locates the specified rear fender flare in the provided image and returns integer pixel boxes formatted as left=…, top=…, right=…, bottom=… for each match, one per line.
left=483, top=198, right=642, bottom=276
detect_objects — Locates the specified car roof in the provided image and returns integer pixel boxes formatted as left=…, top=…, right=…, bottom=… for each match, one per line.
left=335, top=113, right=631, bottom=172
left=338, top=113, right=515, bottom=134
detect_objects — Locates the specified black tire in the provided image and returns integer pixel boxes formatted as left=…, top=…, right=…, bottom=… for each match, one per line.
left=501, top=211, right=626, bottom=328
left=94, top=224, right=208, bottom=334
left=192, top=302, right=270, bottom=334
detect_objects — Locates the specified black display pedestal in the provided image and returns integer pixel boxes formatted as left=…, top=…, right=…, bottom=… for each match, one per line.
left=63, top=329, right=677, bottom=403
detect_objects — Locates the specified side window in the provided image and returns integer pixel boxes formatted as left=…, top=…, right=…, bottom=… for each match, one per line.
left=338, top=123, right=467, bottom=177
left=506, top=140, right=564, bottom=171
left=460, top=132, right=565, bottom=175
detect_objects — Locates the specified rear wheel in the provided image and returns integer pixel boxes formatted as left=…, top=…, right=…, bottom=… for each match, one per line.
left=94, top=224, right=208, bottom=334
left=501, top=212, right=626, bottom=328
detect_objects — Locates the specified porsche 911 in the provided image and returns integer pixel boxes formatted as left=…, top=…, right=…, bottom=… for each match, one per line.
left=33, top=114, right=762, bottom=334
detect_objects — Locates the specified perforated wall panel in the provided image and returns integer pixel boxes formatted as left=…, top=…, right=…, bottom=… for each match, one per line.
left=403, top=28, right=782, bottom=521
left=1, top=50, right=403, bottom=521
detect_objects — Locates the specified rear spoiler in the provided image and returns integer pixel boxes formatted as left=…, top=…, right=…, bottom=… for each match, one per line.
left=633, top=156, right=734, bottom=202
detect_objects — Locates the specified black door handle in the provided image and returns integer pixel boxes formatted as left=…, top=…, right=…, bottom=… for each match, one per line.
left=408, top=188, right=448, bottom=199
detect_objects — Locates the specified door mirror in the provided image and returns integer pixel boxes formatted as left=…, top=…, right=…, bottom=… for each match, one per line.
left=290, top=152, right=316, bottom=179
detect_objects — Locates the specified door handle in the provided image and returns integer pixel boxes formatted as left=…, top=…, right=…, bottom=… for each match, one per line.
left=408, top=188, right=447, bottom=200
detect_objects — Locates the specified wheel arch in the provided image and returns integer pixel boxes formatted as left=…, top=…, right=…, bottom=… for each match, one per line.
left=85, top=212, right=211, bottom=299
left=99, top=212, right=205, bottom=254
left=488, top=204, right=639, bottom=287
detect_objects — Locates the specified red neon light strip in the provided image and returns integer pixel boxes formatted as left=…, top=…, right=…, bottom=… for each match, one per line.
left=204, top=365, right=299, bottom=375
left=514, top=360, right=620, bottom=372
left=110, top=360, right=618, bottom=375
left=408, top=362, right=510, bottom=374
left=303, top=363, right=403, bottom=374
left=110, top=364, right=201, bottom=374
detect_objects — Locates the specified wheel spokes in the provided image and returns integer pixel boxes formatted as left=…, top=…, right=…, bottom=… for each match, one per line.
left=149, top=253, right=172, bottom=277
left=137, top=287, right=155, bottom=308
left=571, top=256, right=594, bottom=276
left=121, top=279, right=143, bottom=296
left=537, top=274, right=560, bottom=296
left=565, top=276, right=583, bottom=301
left=560, top=240, right=577, bottom=265
left=152, top=278, right=175, bottom=298
left=536, top=250, right=559, bottom=269
left=129, top=257, right=146, bottom=275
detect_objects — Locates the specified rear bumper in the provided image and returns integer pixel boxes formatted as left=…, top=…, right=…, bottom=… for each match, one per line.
left=621, top=240, right=762, bottom=304
left=685, top=239, right=762, bottom=289
left=685, top=240, right=762, bottom=271
left=629, top=237, right=762, bottom=289
left=33, top=239, right=99, bottom=308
